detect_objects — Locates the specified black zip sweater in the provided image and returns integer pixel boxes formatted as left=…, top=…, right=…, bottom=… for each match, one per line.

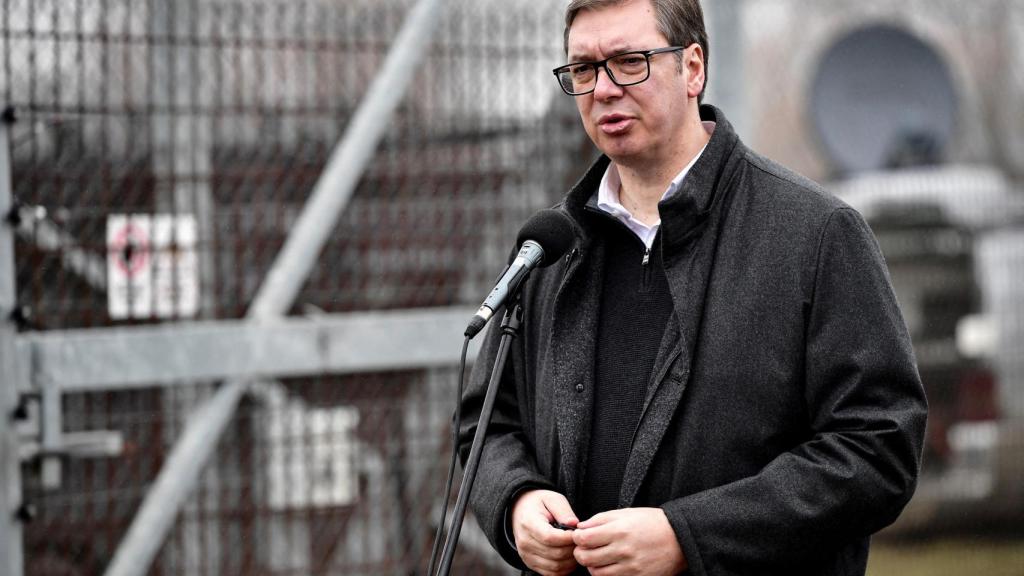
left=579, top=212, right=674, bottom=522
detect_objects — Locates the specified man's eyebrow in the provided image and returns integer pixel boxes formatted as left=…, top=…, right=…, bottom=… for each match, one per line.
left=567, top=44, right=637, bottom=63
left=566, top=50, right=594, bottom=63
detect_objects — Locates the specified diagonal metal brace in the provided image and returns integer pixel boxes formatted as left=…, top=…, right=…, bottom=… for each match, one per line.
left=104, top=1, right=448, bottom=575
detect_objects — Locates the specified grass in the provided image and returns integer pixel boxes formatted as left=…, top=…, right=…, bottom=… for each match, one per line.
left=867, top=538, right=1024, bottom=576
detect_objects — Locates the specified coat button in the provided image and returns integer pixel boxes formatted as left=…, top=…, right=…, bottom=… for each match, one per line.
left=575, top=383, right=584, bottom=393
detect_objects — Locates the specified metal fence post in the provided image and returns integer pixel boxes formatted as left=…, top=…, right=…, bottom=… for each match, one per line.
left=705, top=0, right=748, bottom=140
left=103, top=1, right=447, bottom=575
left=0, top=108, right=26, bottom=576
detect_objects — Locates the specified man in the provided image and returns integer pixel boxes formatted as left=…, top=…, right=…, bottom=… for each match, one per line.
left=459, top=0, right=927, bottom=574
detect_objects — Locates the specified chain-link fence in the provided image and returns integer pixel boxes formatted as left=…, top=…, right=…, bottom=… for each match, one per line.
left=3, top=0, right=583, bottom=328
left=3, top=0, right=579, bottom=573
left=2, top=0, right=1023, bottom=575
left=26, top=370, right=498, bottom=575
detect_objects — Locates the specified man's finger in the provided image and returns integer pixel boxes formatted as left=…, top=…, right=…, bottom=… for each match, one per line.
left=518, top=524, right=572, bottom=551
left=574, top=541, right=619, bottom=569
left=571, top=520, right=617, bottom=549
left=534, top=522, right=576, bottom=548
left=541, top=493, right=579, bottom=527
left=526, top=541, right=576, bottom=561
left=527, top=553, right=578, bottom=576
left=576, top=509, right=615, bottom=530
left=520, top=540, right=578, bottom=576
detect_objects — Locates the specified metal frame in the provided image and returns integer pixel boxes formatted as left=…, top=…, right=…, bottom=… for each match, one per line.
left=0, top=1, right=452, bottom=575
left=15, top=308, right=479, bottom=392
left=705, top=0, right=748, bottom=139
left=1, top=107, right=26, bottom=576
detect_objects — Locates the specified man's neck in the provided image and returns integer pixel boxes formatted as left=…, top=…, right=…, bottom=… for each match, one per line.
left=614, top=116, right=711, bottom=226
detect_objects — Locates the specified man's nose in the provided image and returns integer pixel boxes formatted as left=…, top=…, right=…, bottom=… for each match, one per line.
left=592, top=66, right=623, bottom=100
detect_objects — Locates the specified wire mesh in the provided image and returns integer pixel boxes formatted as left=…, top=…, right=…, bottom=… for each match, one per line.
left=2, top=0, right=580, bottom=328
left=23, top=371, right=506, bottom=575
left=4, top=0, right=575, bottom=573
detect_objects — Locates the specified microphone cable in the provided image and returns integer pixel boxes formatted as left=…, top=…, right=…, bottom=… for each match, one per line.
left=427, top=334, right=471, bottom=575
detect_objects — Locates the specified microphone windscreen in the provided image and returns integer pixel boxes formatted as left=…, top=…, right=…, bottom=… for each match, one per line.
left=516, top=209, right=576, bottom=267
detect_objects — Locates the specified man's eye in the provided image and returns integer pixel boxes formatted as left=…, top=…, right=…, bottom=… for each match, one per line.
left=570, top=65, right=594, bottom=78
left=616, top=56, right=645, bottom=67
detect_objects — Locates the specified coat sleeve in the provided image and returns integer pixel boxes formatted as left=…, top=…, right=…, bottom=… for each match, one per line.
left=662, top=207, right=928, bottom=574
left=457, top=304, right=556, bottom=570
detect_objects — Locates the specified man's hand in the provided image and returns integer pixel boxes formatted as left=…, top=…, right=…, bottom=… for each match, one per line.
left=511, top=489, right=580, bottom=576
left=572, top=507, right=687, bottom=576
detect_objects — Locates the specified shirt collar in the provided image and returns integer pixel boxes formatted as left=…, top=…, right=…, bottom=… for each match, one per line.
left=597, top=121, right=716, bottom=232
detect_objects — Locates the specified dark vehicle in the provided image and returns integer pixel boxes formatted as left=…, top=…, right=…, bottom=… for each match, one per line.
left=833, top=166, right=1024, bottom=532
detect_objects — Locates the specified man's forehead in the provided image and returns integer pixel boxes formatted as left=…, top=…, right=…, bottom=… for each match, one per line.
left=565, top=0, right=662, bottom=60
left=568, top=37, right=639, bottom=61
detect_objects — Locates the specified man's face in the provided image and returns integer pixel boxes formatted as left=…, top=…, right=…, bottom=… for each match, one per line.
left=566, top=0, right=697, bottom=166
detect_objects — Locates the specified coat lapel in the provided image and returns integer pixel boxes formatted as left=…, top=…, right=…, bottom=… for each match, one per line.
left=618, top=106, right=744, bottom=507
left=618, top=216, right=725, bottom=506
left=547, top=240, right=603, bottom=505
left=551, top=105, right=744, bottom=508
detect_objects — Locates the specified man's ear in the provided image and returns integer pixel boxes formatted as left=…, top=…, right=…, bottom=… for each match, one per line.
left=685, top=44, right=706, bottom=99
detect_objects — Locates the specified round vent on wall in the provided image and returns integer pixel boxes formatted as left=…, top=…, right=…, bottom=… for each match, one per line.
left=811, top=24, right=958, bottom=176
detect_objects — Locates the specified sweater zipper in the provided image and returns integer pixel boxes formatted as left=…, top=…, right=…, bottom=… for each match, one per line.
left=560, top=246, right=579, bottom=289
left=641, top=245, right=652, bottom=292
left=582, top=203, right=654, bottom=291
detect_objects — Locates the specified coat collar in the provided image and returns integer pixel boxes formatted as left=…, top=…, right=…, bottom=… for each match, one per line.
left=562, top=104, right=742, bottom=256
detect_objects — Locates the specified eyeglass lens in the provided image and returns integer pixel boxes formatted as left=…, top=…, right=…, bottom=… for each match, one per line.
left=558, top=53, right=650, bottom=95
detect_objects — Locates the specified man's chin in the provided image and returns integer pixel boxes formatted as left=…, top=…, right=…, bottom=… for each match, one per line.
left=600, top=143, right=646, bottom=165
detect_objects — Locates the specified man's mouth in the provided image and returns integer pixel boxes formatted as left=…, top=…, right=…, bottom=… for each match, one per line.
left=598, top=114, right=633, bottom=135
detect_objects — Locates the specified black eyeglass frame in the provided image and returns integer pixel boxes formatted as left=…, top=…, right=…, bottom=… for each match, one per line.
left=552, top=45, right=686, bottom=96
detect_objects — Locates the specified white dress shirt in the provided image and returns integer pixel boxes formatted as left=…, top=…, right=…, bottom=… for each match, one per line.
left=596, top=121, right=716, bottom=250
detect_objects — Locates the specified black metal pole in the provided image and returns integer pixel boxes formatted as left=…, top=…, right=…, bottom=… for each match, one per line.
left=435, top=300, right=522, bottom=576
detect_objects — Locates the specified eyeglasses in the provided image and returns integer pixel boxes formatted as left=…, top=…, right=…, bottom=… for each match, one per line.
left=553, top=46, right=686, bottom=96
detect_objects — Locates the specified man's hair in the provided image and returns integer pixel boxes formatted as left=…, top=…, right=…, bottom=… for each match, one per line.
left=563, top=0, right=709, bottom=102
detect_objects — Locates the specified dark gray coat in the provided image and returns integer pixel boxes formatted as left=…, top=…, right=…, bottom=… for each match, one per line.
left=459, top=106, right=927, bottom=575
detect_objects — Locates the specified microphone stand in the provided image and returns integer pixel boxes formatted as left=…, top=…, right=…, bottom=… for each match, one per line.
left=435, top=296, right=523, bottom=576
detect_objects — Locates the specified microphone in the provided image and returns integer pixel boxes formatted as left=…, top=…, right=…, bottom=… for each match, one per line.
left=464, top=209, right=575, bottom=338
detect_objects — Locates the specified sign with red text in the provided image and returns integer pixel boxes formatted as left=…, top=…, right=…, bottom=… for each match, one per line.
left=107, top=214, right=199, bottom=320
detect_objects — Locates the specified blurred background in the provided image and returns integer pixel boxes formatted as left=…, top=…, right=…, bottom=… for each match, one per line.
left=0, top=0, right=1021, bottom=574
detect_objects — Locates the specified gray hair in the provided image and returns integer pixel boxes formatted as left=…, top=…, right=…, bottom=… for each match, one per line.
left=563, top=0, right=709, bottom=102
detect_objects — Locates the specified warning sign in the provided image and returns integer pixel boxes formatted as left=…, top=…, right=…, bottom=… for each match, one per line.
left=107, top=215, right=153, bottom=319
left=152, top=215, right=199, bottom=319
left=107, top=214, right=199, bottom=320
